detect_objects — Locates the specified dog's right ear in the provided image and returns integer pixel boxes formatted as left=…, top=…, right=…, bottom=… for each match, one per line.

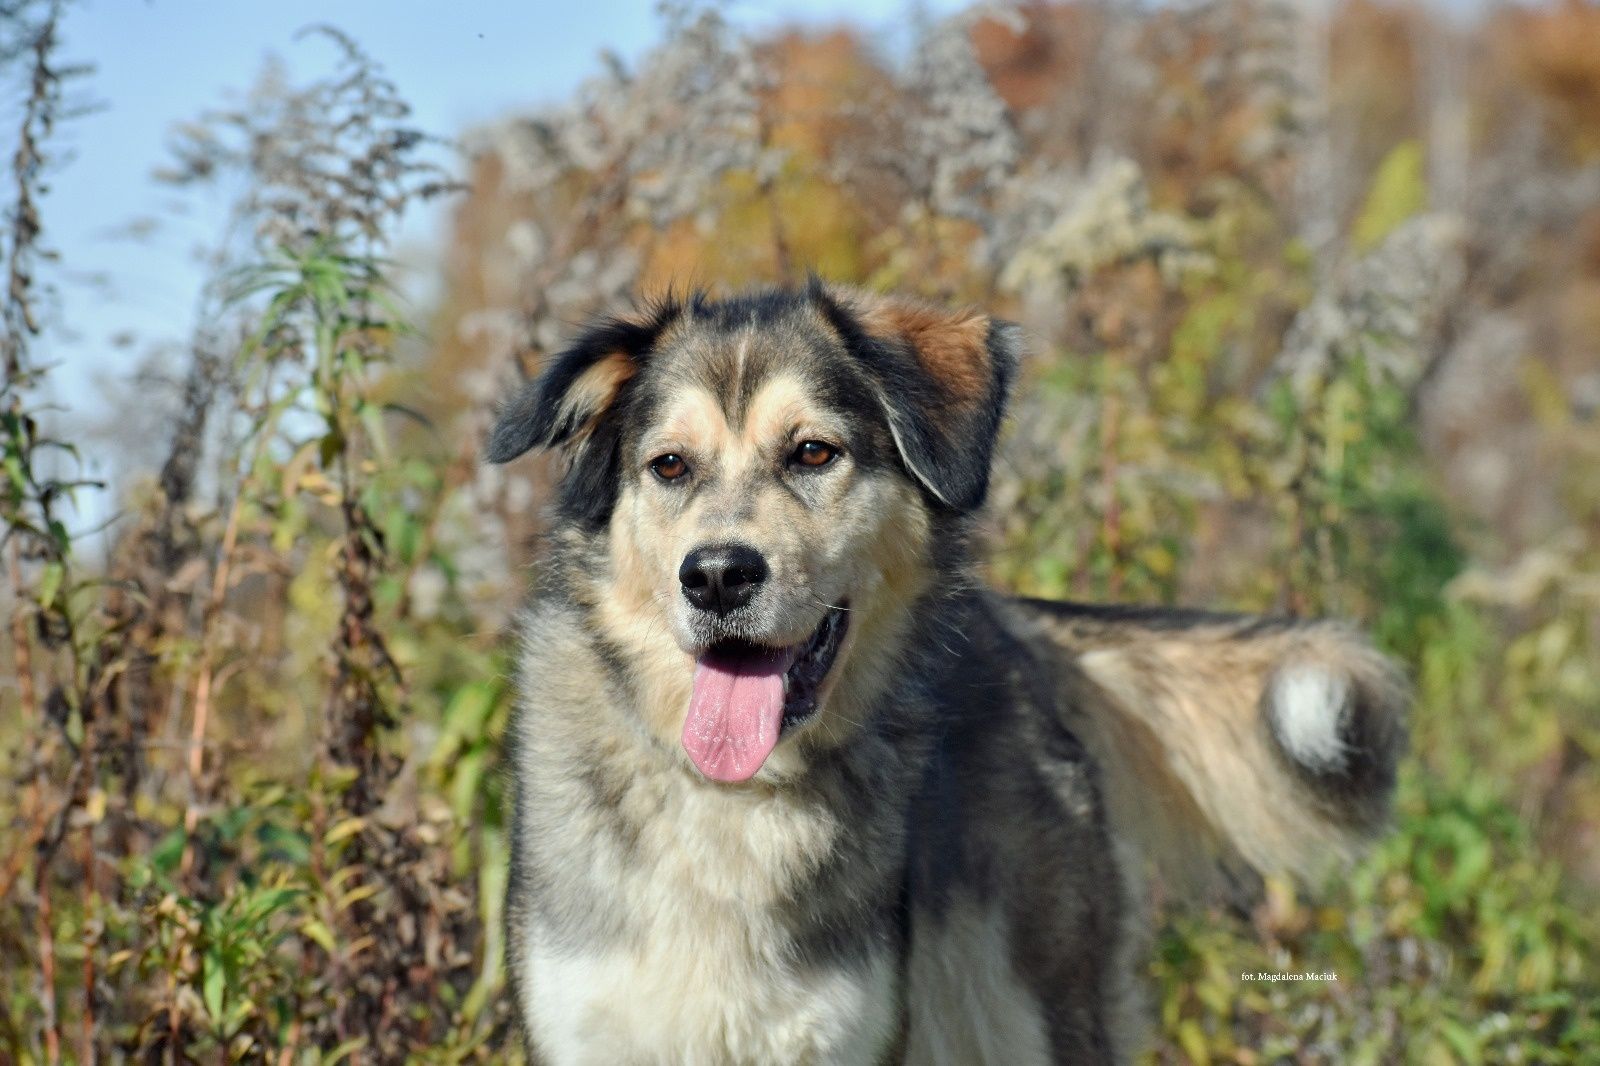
left=808, top=281, right=1019, bottom=513
left=485, top=300, right=682, bottom=527
left=485, top=301, right=681, bottom=464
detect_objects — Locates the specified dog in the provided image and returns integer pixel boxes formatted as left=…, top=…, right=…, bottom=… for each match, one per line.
left=485, top=281, right=1408, bottom=1064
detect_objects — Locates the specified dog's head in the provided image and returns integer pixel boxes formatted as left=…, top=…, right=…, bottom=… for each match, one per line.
left=488, top=282, right=1018, bottom=783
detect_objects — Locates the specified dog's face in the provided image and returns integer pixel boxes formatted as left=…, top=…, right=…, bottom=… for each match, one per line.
left=489, top=284, right=1017, bottom=783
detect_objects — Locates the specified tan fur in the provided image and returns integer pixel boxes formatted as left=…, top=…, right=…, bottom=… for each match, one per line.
left=855, top=295, right=993, bottom=403
left=594, top=370, right=935, bottom=774
left=1023, top=611, right=1408, bottom=897
left=557, top=350, right=637, bottom=439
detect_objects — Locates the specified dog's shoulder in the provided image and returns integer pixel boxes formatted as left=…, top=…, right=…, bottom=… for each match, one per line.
left=902, top=591, right=1130, bottom=1061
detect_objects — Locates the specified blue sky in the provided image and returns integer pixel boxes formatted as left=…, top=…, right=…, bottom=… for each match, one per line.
left=28, top=0, right=962, bottom=454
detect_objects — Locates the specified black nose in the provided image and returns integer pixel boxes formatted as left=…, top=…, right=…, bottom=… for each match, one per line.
left=680, top=544, right=769, bottom=615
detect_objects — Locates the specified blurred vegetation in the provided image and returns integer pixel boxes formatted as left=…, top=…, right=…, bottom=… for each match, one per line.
left=3, top=0, right=1598, bottom=1062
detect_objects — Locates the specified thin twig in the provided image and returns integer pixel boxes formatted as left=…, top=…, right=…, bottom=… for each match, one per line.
left=178, top=457, right=250, bottom=883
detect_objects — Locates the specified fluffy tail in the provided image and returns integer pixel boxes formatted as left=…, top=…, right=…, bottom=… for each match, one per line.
left=1009, top=599, right=1410, bottom=903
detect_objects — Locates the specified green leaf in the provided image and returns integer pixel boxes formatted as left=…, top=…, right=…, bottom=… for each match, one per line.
left=203, top=945, right=226, bottom=1024
left=151, top=826, right=187, bottom=874
left=450, top=747, right=487, bottom=821
left=360, top=402, right=389, bottom=462
left=319, top=429, right=344, bottom=470
left=36, top=561, right=64, bottom=608
left=241, top=886, right=301, bottom=926
left=1352, top=140, right=1426, bottom=252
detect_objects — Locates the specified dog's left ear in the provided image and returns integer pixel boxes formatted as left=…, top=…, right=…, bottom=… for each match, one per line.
left=485, top=302, right=680, bottom=464
left=811, top=283, right=1020, bottom=512
left=484, top=299, right=682, bottom=525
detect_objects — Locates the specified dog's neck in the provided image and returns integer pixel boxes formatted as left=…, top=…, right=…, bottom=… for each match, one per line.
left=513, top=594, right=939, bottom=960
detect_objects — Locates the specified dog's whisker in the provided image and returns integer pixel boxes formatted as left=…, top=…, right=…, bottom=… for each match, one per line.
left=810, top=596, right=853, bottom=612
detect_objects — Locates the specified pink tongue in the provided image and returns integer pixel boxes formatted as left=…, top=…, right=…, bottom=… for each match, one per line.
left=683, top=647, right=795, bottom=782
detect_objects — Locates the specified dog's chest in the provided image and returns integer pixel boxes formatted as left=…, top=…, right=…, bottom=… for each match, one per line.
left=516, top=760, right=900, bottom=1064
left=521, top=923, right=897, bottom=1065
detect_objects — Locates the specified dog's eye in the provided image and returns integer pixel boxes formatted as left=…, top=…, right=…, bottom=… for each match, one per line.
left=791, top=440, right=838, bottom=468
left=650, top=454, right=690, bottom=482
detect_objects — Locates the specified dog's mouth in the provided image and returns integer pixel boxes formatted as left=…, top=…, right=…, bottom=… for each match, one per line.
left=681, top=604, right=850, bottom=783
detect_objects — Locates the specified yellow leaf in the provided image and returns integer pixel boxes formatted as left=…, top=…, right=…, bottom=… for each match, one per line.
left=323, top=817, right=366, bottom=846
left=338, top=882, right=381, bottom=910
left=84, top=788, right=107, bottom=825
left=300, top=918, right=337, bottom=954
left=1177, top=1018, right=1212, bottom=1066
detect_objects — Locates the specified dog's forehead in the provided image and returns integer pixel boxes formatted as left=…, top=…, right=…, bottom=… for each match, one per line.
left=643, top=304, right=845, bottom=428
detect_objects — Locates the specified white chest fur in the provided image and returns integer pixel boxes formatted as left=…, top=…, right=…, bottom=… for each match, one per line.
left=514, top=750, right=900, bottom=1065
left=519, top=924, right=896, bottom=1065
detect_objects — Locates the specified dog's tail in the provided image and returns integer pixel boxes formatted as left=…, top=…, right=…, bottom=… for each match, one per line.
left=1009, top=598, right=1409, bottom=903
